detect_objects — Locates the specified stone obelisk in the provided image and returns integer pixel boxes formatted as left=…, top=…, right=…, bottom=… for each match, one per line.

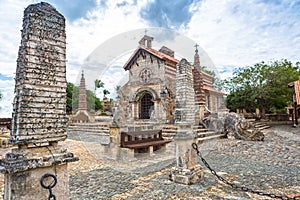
left=170, top=59, right=203, bottom=185
left=72, top=70, right=92, bottom=123
left=0, top=2, right=78, bottom=199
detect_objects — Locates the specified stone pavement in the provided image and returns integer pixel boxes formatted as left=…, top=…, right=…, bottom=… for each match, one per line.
left=68, top=125, right=300, bottom=200
left=0, top=125, right=299, bottom=199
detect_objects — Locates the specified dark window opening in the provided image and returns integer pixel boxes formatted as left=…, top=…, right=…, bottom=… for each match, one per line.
left=139, top=93, right=154, bottom=119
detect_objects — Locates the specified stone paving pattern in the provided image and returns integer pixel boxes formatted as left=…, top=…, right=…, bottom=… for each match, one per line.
left=1, top=125, right=299, bottom=199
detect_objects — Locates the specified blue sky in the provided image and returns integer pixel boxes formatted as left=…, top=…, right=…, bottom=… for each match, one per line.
left=0, top=0, right=300, bottom=117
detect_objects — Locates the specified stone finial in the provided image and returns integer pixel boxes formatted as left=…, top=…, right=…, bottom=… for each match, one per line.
left=194, top=44, right=200, bottom=68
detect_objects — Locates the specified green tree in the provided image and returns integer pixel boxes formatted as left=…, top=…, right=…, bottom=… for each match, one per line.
left=94, top=79, right=104, bottom=97
left=66, top=82, right=102, bottom=114
left=221, top=60, right=300, bottom=117
left=201, top=66, right=216, bottom=77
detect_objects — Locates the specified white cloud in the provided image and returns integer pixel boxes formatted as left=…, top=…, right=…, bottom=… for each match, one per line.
left=1, top=0, right=300, bottom=116
left=65, top=0, right=152, bottom=83
left=0, top=0, right=151, bottom=116
left=183, top=0, right=300, bottom=77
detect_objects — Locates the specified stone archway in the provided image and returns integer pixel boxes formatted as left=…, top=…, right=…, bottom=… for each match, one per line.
left=139, top=93, right=154, bottom=119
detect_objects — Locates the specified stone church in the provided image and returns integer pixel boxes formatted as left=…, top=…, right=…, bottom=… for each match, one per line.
left=115, top=35, right=225, bottom=126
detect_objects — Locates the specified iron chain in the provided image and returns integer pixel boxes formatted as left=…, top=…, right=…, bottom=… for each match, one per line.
left=40, top=173, right=57, bottom=200
left=192, top=143, right=299, bottom=200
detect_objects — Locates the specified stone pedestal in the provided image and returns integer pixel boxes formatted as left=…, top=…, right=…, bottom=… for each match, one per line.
left=103, top=125, right=131, bottom=160
left=169, top=129, right=203, bottom=185
left=0, top=143, right=78, bottom=200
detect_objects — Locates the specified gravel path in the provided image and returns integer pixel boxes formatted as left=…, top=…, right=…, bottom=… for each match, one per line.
left=68, top=125, right=300, bottom=200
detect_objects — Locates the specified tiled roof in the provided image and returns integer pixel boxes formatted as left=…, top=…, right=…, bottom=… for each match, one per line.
left=123, top=45, right=178, bottom=70
left=143, top=46, right=179, bottom=64
left=203, top=85, right=226, bottom=95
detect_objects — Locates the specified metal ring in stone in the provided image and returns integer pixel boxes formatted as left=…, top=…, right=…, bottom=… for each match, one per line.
left=192, top=143, right=198, bottom=150
left=40, top=173, right=57, bottom=189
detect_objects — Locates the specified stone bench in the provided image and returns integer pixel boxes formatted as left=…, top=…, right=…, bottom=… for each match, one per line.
left=120, top=130, right=171, bottom=157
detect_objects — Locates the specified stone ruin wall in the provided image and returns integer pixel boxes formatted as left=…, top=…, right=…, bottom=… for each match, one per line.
left=11, top=2, right=68, bottom=145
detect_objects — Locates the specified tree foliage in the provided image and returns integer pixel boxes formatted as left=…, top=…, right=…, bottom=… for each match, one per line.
left=201, top=66, right=216, bottom=77
left=103, top=89, right=110, bottom=98
left=66, top=82, right=102, bottom=114
left=94, top=79, right=104, bottom=97
left=220, top=60, right=300, bottom=116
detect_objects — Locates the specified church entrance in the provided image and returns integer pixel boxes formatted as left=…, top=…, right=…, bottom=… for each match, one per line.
left=139, top=93, right=154, bottom=119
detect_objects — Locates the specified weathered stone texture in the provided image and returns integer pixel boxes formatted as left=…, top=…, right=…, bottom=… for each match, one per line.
left=174, top=59, right=196, bottom=126
left=3, top=164, right=70, bottom=200
left=11, top=2, right=67, bottom=145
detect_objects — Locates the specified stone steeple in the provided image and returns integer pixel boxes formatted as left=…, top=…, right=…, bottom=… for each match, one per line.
left=139, top=34, right=154, bottom=48
left=193, top=44, right=205, bottom=108
left=194, top=43, right=200, bottom=68
left=78, top=70, right=87, bottom=111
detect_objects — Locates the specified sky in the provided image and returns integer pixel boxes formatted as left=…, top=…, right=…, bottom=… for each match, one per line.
left=0, top=0, right=300, bottom=117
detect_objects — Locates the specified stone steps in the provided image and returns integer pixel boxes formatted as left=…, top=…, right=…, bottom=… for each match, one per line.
left=68, top=123, right=110, bottom=135
left=253, top=122, right=271, bottom=130
left=162, top=124, right=226, bottom=142
left=197, top=133, right=226, bottom=142
left=246, top=119, right=271, bottom=130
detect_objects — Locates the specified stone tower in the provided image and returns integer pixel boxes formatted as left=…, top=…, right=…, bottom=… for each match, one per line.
left=193, top=44, right=206, bottom=120
left=78, top=71, right=87, bottom=111
left=0, top=3, right=78, bottom=200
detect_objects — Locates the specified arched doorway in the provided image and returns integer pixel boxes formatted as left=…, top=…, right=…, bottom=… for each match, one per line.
left=139, top=93, right=154, bottom=119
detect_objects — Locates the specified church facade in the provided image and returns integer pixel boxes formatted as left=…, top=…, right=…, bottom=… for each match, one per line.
left=116, top=35, right=224, bottom=125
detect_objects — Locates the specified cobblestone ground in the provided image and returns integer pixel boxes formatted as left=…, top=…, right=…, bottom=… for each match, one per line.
left=0, top=125, right=299, bottom=199
left=68, top=125, right=300, bottom=200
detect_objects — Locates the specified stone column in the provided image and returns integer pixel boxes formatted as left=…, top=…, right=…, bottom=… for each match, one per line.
left=170, top=59, right=203, bottom=185
left=0, top=3, right=78, bottom=199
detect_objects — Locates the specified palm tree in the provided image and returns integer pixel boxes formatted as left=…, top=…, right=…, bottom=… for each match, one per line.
left=94, top=79, right=104, bottom=97
left=103, top=89, right=110, bottom=98
left=115, top=85, right=121, bottom=99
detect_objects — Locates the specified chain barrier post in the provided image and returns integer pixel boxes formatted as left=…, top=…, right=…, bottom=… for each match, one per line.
left=192, top=143, right=299, bottom=200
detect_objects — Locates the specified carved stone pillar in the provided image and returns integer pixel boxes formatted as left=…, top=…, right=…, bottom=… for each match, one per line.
left=0, top=3, right=78, bottom=199
left=170, top=59, right=203, bottom=185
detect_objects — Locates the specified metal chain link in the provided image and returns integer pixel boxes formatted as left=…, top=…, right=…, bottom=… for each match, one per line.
left=40, top=173, right=57, bottom=200
left=192, top=143, right=299, bottom=200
